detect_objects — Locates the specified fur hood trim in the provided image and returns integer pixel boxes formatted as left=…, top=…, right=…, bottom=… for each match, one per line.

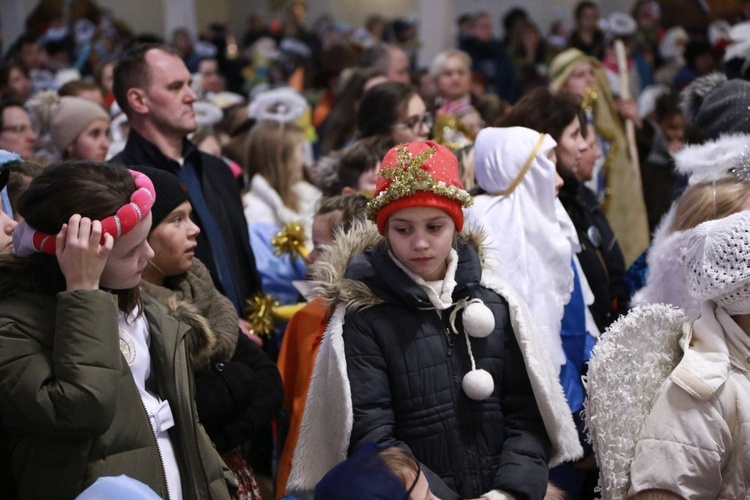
left=162, top=296, right=217, bottom=372
left=674, top=133, right=750, bottom=184
left=287, top=221, right=583, bottom=497
left=309, top=219, right=489, bottom=310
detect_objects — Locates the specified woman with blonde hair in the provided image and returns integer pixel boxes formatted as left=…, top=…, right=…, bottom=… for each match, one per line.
left=243, top=120, right=321, bottom=306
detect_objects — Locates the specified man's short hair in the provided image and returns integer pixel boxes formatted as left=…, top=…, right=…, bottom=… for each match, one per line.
left=112, top=43, right=180, bottom=117
left=429, top=49, right=471, bottom=78
left=359, top=43, right=392, bottom=73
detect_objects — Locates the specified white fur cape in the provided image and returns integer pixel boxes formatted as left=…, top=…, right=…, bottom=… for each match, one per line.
left=286, top=223, right=584, bottom=498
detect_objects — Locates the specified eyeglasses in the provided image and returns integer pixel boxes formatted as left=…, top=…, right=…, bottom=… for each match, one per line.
left=1, top=124, right=33, bottom=135
left=393, top=113, right=433, bottom=132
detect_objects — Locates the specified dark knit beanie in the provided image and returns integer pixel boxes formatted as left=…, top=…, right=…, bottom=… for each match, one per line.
left=130, top=165, right=190, bottom=229
left=694, top=78, right=750, bottom=140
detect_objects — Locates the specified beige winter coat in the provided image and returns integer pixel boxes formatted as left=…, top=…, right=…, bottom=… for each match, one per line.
left=629, top=302, right=750, bottom=499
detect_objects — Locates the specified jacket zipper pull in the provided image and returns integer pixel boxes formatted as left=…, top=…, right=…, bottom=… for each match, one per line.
left=445, top=327, right=454, bottom=348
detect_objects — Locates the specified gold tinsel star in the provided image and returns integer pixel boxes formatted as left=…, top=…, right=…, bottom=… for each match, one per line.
left=271, top=222, right=310, bottom=259
left=245, top=293, right=279, bottom=338
left=366, top=144, right=473, bottom=222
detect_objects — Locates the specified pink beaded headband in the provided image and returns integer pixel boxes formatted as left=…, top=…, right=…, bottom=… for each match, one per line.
left=13, top=169, right=156, bottom=257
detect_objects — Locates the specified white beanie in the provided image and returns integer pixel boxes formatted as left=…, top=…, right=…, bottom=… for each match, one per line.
left=686, top=210, right=750, bottom=315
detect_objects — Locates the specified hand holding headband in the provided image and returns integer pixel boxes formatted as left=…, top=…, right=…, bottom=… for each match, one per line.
left=13, top=169, right=156, bottom=257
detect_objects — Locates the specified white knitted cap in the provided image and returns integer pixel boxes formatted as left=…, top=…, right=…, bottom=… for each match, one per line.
left=686, top=210, right=750, bottom=315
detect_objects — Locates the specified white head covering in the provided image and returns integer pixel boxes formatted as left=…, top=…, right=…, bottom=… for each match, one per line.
left=686, top=210, right=750, bottom=315
left=468, top=126, right=579, bottom=369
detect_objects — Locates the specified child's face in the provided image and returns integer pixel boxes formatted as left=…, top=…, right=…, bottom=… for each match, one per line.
left=357, top=165, right=380, bottom=195
left=387, top=206, right=455, bottom=282
left=0, top=204, right=17, bottom=253
left=289, top=140, right=307, bottom=182
left=308, top=210, right=340, bottom=264
left=458, top=109, right=483, bottom=136
left=659, top=112, right=685, bottom=144
left=147, top=201, right=200, bottom=278
left=99, top=213, right=155, bottom=290
left=407, top=468, right=441, bottom=500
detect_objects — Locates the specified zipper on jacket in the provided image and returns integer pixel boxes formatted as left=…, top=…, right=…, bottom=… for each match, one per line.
left=443, top=306, right=483, bottom=495
left=137, top=392, right=172, bottom=500
left=185, top=350, right=214, bottom=497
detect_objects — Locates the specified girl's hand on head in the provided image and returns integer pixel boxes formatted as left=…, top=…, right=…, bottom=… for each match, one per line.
left=56, top=214, right=114, bottom=291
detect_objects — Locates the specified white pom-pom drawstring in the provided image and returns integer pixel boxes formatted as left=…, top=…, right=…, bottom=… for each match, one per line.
left=460, top=325, right=495, bottom=400
left=449, top=298, right=495, bottom=338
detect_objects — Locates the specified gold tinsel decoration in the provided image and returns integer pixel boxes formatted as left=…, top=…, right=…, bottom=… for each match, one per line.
left=245, top=293, right=279, bottom=338
left=271, top=222, right=310, bottom=259
left=432, top=113, right=477, bottom=153
left=365, top=144, right=473, bottom=222
left=581, top=86, right=598, bottom=113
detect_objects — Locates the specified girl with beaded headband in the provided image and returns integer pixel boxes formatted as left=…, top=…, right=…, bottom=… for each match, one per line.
left=0, top=161, right=232, bottom=498
left=287, top=140, right=582, bottom=499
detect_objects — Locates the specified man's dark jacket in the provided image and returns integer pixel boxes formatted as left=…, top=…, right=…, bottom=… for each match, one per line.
left=111, top=129, right=262, bottom=310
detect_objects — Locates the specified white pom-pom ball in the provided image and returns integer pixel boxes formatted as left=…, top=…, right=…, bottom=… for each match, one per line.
left=463, top=302, right=495, bottom=338
left=462, top=369, right=494, bottom=400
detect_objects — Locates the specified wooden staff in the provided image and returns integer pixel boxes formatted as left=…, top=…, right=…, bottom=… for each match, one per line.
left=614, top=39, right=641, bottom=177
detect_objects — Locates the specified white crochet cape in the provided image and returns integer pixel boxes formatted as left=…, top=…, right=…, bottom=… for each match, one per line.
left=584, top=303, right=685, bottom=499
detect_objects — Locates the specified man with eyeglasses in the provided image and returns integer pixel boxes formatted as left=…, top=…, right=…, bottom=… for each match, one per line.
left=0, top=101, right=38, bottom=160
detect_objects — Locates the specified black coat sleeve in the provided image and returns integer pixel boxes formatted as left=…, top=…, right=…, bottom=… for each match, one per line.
left=494, top=319, right=552, bottom=500
left=194, top=333, right=284, bottom=452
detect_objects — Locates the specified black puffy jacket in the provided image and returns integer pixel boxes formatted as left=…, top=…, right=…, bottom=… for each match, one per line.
left=342, top=239, right=551, bottom=500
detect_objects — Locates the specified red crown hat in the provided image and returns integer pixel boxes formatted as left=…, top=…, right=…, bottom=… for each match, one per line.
left=366, top=140, right=473, bottom=235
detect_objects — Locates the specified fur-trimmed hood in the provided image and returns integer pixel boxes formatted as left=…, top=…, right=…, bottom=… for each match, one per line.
left=674, top=133, right=750, bottom=184
left=154, top=295, right=216, bottom=372
left=309, top=219, right=488, bottom=310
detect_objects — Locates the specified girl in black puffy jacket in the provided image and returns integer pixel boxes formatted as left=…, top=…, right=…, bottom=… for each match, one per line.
left=286, top=141, right=583, bottom=500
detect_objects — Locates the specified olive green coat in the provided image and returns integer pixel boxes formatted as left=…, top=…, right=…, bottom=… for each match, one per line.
left=0, top=289, right=232, bottom=499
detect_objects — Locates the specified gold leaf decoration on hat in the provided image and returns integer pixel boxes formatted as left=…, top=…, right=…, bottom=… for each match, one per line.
left=271, top=222, right=310, bottom=259
left=245, top=293, right=280, bottom=338
left=366, top=144, right=473, bottom=222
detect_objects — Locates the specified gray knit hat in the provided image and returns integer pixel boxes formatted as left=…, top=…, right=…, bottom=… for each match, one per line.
left=693, top=78, right=750, bottom=140
left=686, top=210, right=750, bottom=315
left=27, top=90, right=110, bottom=151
